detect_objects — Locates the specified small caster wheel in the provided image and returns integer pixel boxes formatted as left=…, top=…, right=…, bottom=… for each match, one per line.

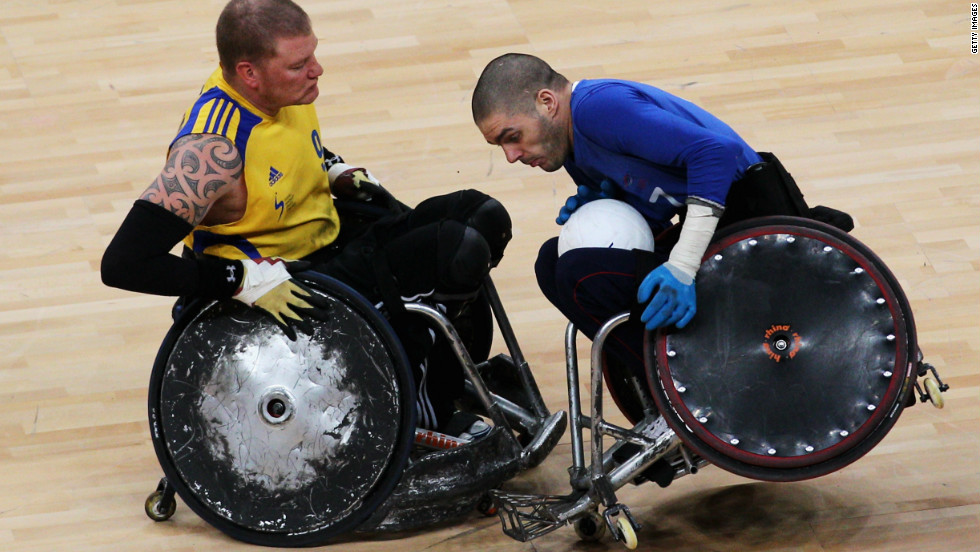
left=476, top=493, right=498, bottom=517
left=923, top=377, right=944, bottom=409
left=616, top=516, right=638, bottom=550
left=574, top=511, right=606, bottom=542
left=145, top=490, right=176, bottom=522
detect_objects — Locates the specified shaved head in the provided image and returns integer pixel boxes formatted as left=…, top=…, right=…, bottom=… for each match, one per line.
left=471, top=53, right=570, bottom=124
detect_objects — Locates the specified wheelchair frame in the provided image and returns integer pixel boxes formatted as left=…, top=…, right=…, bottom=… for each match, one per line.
left=357, top=278, right=567, bottom=533
left=490, top=217, right=950, bottom=549
left=491, top=315, right=704, bottom=546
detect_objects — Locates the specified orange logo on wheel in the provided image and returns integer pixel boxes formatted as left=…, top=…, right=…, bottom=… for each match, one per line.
left=763, top=324, right=802, bottom=362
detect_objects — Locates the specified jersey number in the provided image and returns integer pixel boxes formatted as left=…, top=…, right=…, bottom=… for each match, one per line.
left=311, top=130, right=329, bottom=173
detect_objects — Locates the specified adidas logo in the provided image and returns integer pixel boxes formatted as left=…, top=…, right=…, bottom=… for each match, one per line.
left=268, top=167, right=284, bottom=187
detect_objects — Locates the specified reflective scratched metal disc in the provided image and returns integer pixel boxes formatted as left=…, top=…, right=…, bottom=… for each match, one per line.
left=159, top=297, right=403, bottom=535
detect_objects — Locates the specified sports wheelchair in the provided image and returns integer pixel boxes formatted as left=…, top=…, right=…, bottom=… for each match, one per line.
left=141, top=205, right=567, bottom=546
left=490, top=216, right=948, bottom=549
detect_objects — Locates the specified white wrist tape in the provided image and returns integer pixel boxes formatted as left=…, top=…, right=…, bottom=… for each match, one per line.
left=327, top=163, right=379, bottom=186
left=232, top=258, right=292, bottom=305
left=668, top=203, right=720, bottom=281
left=327, top=162, right=354, bottom=184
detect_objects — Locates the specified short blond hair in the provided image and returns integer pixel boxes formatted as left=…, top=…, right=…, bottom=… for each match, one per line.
left=216, top=0, right=312, bottom=72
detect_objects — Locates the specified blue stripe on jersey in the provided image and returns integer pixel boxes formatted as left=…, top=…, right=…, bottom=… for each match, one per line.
left=209, top=100, right=229, bottom=134
left=191, top=229, right=262, bottom=259
left=171, top=87, right=262, bottom=160
left=220, top=104, right=236, bottom=136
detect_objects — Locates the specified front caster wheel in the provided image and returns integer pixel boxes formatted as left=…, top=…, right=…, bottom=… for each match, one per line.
left=923, top=377, right=945, bottom=409
left=616, top=516, right=638, bottom=549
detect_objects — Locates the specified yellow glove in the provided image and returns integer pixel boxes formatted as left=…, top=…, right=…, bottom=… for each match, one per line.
left=328, top=163, right=384, bottom=202
left=233, top=258, right=329, bottom=340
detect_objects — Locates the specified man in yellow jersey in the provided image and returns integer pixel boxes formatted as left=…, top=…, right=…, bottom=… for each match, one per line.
left=102, top=0, right=510, bottom=437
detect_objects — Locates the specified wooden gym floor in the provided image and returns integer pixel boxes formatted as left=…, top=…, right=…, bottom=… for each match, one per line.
left=0, top=0, right=977, bottom=550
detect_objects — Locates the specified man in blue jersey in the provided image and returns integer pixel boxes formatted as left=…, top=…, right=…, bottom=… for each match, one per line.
left=102, top=0, right=510, bottom=438
left=472, top=53, right=838, bottom=390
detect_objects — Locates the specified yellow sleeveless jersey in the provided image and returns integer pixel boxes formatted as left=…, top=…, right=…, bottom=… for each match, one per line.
left=175, top=69, right=340, bottom=260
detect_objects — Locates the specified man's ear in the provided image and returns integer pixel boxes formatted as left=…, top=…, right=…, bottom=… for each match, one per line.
left=235, top=61, right=260, bottom=89
left=535, top=89, right=559, bottom=118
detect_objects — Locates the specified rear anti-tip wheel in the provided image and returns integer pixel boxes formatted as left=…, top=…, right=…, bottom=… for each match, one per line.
left=574, top=511, right=607, bottom=542
left=615, top=517, right=638, bottom=549
left=476, top=493, right=498, bottom=517
left=145, top=491, right=176, bottom=522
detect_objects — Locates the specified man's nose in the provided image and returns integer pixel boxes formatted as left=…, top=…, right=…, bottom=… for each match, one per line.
left=502, top=145, right=522, bottom=164
left=309, top=58, right=324, bottom=78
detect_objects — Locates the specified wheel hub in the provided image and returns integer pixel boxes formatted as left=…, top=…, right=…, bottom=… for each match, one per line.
left=259, top=387, right=295, bottom=425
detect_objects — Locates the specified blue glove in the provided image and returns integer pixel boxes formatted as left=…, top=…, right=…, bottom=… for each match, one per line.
left=556, top=180, right=617, bottom=225
left=637, top=263, right=697, bottom=330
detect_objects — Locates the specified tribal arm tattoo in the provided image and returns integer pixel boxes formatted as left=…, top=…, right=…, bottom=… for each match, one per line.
left=140, top=134, right=243, bottom=226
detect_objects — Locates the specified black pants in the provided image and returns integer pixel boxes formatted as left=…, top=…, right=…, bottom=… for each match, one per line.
left=306, top=189, right=509, bottom=431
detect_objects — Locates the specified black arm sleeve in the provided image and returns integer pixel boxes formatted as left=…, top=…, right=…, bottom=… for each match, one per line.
left=101, top=200, right=242, bottom=298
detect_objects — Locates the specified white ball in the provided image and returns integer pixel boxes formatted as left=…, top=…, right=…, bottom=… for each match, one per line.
left=557, top=199, right=655, bottom=257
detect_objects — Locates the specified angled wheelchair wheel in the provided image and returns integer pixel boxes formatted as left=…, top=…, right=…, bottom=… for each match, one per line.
left=646, top=217, right=917, bottom=482
left=147, top=273, right=416, bottom=546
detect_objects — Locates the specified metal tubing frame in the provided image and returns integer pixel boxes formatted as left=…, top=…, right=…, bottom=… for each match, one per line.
left=482, top=277, right=551, bottom=418
left=588, top=312, right=632, bottom=496
left=490, top=313, right=695, bottom=542
left=551, top=427, right=679, bottom=526
left=564, top=322, right=587, bottom=485
left=463, top=379, right=539, bottom=434
left=403, top=302, right=515, bottom=439
left=406, top=278, right=569, bottom=473
left=556, top=313, right=683, bottom=520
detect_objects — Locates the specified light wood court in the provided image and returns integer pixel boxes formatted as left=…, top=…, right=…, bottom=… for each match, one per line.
left=1, top=0, right=977, bottom=550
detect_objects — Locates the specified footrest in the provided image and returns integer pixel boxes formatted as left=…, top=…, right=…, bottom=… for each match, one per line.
left=490, top=490, right=575, bottom=542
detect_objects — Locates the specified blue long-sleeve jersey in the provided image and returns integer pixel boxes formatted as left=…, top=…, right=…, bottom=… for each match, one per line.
left=565, top=79, right=762, bottom=234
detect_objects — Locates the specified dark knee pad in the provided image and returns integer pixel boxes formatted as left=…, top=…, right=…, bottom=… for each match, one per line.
left=382, top=221, right=491, bottom=300
left=411, top=190, right=512, bottom=266
left=465, top=197, right=512, bottom=266
left=437, top=224, right=491, bottom=295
